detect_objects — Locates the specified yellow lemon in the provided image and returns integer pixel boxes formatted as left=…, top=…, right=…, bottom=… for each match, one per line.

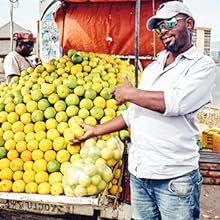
left=23, top=94, right=32, bottom=104
left=38, top=182, right=51, bottom=194
left=0, top=111, right=8, bottom=123
left=93, top=96, right=106, bottom=109
left=57, top=122, right=69, bottom=134
left=25, top=132, right=35, bottom=142
left=50, top=182, right=63, bottom=195
left=27, top=139, right=39, bottom=152
left=0, top=180, right=13, bottom=192
left=7, top=149, right=19, bottom=160
left=67, top=144, right=80, bottom=154
left=34, top=121, right=46, bottom=132
left=3, top=130, right=14, bottom=141
left=25, top=182, right=38, bottom=193
left=23, top=161, right=34, bottom=171
left=109, top=184, right=120, bottom=196
left=44, top=150, right=56, bottom=162
left=45, top=118, right=58, bottom=130
left=35, top=171, right=49, bottom=184
left=35, top=130, right=47, bottom=142
left=60, top=161, right=71, bottom=175
left=7, top=112, right=19, bottom=124
left=0, top=167, right=13, bottom=180
left=48, top=172, right=63, bottom=185
left=11, top=121, right=24, bottom=133
left=0, top=158, right=10, bottom=169
left=104, top=108, right=116, bottom=118
left=5, top=139, right=16, bottom=151
left=24, top=123, right=34, bottom=134
left=13, top=131, right=26, bottom=142
left=84, top=116, right=97, bottom=126
left=15, top=103, right=27, bottom=115
left=32, top=149, right=44, bottom=161
left=12, top=179, right=26, bottom=193
left=23, top=170, right=36, bottom=183
left=2, top=121, right=12, bottom=131
left=56, top=149, right=70, bottom=163
left=10, top=158, right=24, bottom=171
left=106, top=99, right=117, bottom=110
left=26, top=100, right=38, bottom=113
left=33, top=159, right=47, bottom=172
left=39, top=139, right=53, bottom=152
left=70, top=153, right=81, bottom=163
left=47, top=129, right=60, bottom=141
left=13, top=170, right=24, bottom=181
left=20, top=112, right=32, bottom=124
left=15, top=141, right=27, bottom=153
left=53, top=136, right=67, bottom=151
left=4, top=102, right=15, bottom=113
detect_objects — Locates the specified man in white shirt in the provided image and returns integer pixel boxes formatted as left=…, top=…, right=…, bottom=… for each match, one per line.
left=4, top=30, right=36, bottom=83
left=72, top=1, right=216, bottom=219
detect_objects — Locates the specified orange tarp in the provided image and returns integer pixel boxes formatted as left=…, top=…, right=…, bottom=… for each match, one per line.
left=54, top=0, right=165, bottom=56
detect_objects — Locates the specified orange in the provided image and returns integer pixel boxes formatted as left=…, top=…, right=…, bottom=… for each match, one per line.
left=20, top=150, right=32, bottom=162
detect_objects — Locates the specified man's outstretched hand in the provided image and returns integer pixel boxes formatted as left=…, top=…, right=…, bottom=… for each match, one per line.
left=70, top=123, right=95, bottom=144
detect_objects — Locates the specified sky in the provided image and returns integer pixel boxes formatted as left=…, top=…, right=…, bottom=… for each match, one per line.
left=0, top=0, right=219, bottom=42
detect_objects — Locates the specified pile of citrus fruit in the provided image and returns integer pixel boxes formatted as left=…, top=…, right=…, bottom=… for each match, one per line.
left=0, top=50, right=141, bottom=196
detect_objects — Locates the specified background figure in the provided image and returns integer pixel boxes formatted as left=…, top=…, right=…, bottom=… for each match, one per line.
left=3, top=30, right=37, bottom=83
left=72, top=1, right=216, bottom=219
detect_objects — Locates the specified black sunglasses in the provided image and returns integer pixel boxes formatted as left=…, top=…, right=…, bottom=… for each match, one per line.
left=23, top=43, right=34, bottom=51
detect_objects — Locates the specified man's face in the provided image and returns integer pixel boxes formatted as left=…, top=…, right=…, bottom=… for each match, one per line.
left=22, top=42, right=34, bottom=56
left=155, top=15, right=190, bottom=53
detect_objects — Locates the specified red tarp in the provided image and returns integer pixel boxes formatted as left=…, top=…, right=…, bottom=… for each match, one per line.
left=54, top=0, right=165, bottom=56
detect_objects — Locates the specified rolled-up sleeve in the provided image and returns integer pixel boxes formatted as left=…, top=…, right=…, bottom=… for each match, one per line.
left=163, top=57, right=216, bottom=116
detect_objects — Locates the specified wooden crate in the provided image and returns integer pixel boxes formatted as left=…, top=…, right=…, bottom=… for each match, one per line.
left=199, top=150, right=220, bottom=184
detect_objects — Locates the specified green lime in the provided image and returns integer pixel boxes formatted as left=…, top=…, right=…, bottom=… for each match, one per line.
left=0, top=147, right=7, bottom=159
left=67, top=49, right=77, bottom=58
left=71, top=54, right=83, bottom=64
left=47, top=160, right=61, bottom=173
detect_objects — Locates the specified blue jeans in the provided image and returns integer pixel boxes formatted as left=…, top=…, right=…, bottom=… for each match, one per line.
left=130, top=169, right=202, bottom=220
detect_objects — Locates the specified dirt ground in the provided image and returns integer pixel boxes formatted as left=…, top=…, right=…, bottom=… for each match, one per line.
left=201, top=184, right=220, bottom=219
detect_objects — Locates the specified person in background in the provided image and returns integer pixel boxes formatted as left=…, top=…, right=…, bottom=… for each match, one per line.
left=3, top=30, right=40, bottom=83
left=72, top=1, right=216, bottom=219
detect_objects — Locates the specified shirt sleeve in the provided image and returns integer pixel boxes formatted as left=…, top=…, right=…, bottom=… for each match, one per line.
left=163, top=56, right=216, bottom=116
left=4, top=54, right=21, bottom=78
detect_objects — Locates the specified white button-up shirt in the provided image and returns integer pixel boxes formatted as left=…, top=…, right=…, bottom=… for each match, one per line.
left=122, top=46, right=216, bottom=179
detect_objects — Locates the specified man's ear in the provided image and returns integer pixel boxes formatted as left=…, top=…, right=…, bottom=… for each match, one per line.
left=186, top=17, right=194, bottom=29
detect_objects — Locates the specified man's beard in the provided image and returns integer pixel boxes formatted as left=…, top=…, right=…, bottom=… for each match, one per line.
left=164, top=42, right=179, bottom=53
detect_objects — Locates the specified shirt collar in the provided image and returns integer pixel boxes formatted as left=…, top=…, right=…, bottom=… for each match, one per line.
left=157, top=45, right=198, bottom=61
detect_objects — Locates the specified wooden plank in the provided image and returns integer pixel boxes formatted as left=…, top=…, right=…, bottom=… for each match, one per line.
left=202, top=177, right=220, bottom=185
left=199, top=163, right=220, bottom=171
left=199, top=150, right=220, bottom=164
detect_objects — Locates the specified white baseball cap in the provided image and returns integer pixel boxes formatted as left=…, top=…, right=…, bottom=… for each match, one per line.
left=147, top=1, right=193, bottom=30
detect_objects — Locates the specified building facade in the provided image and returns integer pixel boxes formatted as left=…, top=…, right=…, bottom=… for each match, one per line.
left=192, top=27, right=212, bottom=56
